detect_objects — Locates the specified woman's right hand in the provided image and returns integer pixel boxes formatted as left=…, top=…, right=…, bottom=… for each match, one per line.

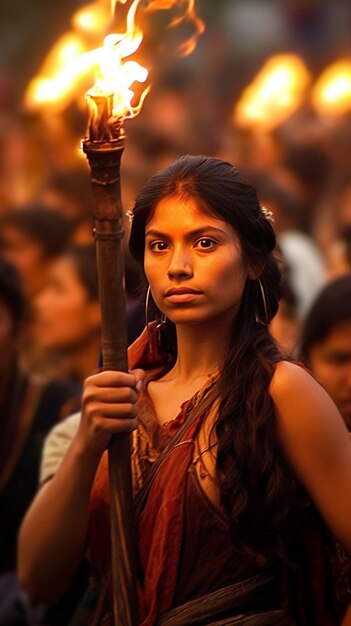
left=78, top=368, right=145, bottom=458
left=18, top=369, right=144, bottom=605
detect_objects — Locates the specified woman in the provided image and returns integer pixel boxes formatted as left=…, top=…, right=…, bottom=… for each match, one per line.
left=298, top=274, right=351, bottom=625
left=34, top=245, right=102, bottom=384
left=0, top=255, right=80, bottom=624
left=18, top=155, right=351, bottom=625
left=300, top=274, right=351, bottom=431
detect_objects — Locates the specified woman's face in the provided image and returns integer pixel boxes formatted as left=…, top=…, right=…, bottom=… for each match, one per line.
left=1, top=226, right=49, bottom=298
left=144, top=194, right=254, bottom=329
left=308, top=320, right=351, bottom=429
left=35, top=256, right=100, bottom=350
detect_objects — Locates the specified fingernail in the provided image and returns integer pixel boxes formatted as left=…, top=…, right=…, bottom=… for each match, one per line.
left=136, top=380, right=143, bottom=392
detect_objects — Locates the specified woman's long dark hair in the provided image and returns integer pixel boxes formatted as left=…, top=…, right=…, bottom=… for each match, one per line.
left=129, top=155, right=298, bottom=558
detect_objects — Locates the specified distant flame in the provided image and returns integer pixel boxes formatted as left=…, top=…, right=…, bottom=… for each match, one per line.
left=24, top=0, right=204, bottom=117
left=311, top=59, right=351, bottom=117
left=234, top=54, right=311, bottom=132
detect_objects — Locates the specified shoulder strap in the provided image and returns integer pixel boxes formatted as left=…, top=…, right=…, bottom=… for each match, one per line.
left=134, top=382, right=219, bottom=517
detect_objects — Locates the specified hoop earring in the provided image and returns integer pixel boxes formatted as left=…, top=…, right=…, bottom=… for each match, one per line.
left=255, top=278, right=269, bottom=327
left=155, top=314, right=167, bottom=330
left=145, top=285, right=166, bottom=329
left=145, top=284, right=152, bottom=325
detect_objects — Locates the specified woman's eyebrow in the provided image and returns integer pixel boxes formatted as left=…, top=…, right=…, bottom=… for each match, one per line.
left=145, top=226, right=228, bottom=238
left=145, top=229, right=169, bottom=238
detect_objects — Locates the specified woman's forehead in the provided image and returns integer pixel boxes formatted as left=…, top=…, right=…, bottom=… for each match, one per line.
left=147, top=194, right=231, bottom=230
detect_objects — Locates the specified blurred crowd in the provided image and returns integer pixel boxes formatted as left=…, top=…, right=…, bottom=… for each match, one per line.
left=1, top=0, right=351, bottom=624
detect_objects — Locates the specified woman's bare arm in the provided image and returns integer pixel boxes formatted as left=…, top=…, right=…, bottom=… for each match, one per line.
left=270, top=361, right=351, bottom=551
left=17, top=369, right=143, bottom=604
left=18, top=435, right=100, bottom=603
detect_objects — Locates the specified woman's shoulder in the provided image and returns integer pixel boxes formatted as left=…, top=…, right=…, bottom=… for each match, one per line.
left=269, top=359, right=346, bottom=452
left=269, top=358, right=327, bottom=403
left=268, top=363, right=351, bottom=553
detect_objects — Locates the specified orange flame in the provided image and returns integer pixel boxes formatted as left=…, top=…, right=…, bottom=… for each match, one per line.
left=311, top=59, right=351, bottom=117
left=24, top=0, right=204, bottom=117
left=234, top=54, right=311, bottom=132
left=87, top=0, right=149, bottom=124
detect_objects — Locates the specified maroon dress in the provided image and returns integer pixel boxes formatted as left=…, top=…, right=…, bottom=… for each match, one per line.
left=87, top=324, right=351, bottom=626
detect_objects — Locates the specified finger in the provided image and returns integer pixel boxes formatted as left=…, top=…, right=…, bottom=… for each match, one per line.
left=90, top=402, right=138, bottom=419
left=91, top=416, right=138, bottom=435
left=130, top=368, right=146, bottom=392
left=85, top=386, right=138, bottom=405
left=87, top=370, right=139, bottom=389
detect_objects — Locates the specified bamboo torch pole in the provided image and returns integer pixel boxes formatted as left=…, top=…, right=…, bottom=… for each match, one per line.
left=82, top=92, right=136, bottom=626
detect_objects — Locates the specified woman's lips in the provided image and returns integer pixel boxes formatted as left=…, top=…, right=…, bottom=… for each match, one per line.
left=164, top=288, right=202, bottom=303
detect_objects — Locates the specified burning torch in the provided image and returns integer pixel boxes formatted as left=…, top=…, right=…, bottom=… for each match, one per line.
left=82, top=13, right=149, bottom=626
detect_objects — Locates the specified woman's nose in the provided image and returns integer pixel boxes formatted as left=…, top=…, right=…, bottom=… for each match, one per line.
left=167, top=247, right=193, bottom=279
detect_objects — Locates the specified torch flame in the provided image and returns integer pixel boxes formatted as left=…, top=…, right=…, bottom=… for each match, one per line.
left=87, top=0, right=149, bottom=124
left=234, top=54, right=311, bottom=132
left=311, top=59, right=351, bottom=117
left=24, top=0, right=204, bottom=118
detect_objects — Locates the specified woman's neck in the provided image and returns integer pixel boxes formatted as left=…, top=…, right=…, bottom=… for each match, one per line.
left=170, top=319, right=232, bottom=384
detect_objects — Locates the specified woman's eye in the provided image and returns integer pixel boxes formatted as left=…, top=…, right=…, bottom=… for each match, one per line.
left=195, top=238, right=216, bottom=250
left=150, top=241, right=168, bottom=251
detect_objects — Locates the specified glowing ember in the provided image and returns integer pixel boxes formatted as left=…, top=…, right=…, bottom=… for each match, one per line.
left=234, top=54, right=311, bottom=132
left=311, top=59, right=351, bottom=117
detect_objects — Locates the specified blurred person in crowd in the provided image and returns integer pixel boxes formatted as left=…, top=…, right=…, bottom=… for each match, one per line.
left=299, top=274, right=351, bottom=431
left=0, top=204, right=74, bottom=300
left=333, top=175, right=351, bottom=233
left=250, top=173, right=326, bottom=319
left=34, top=245, right=102, bottom=385
left=38, top=166, right=92, bottom=222
left=316, top=174, right=351, bottom=257
left=299, top=274, right=351, bottom=625
left=38, top=165, right=95, bottom=245
left=269, top=246, right=301, bottom=357
left=326, top=227, right=351, bottom=280
left=0, top=205, right=74, bottom=374
left=280, top=141, right=330, bottom=232
left=273, top=116, right=331, bottom=232
left=0, top=256, right=81, bottom=625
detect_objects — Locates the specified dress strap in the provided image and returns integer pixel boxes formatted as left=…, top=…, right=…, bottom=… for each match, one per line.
left=134, top=382, right=219, bottom=518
